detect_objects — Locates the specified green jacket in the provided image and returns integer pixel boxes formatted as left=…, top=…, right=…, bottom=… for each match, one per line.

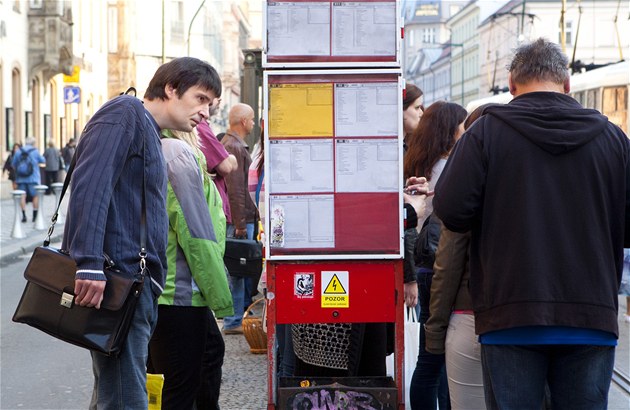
left=159, top=137, right=233, bottom=318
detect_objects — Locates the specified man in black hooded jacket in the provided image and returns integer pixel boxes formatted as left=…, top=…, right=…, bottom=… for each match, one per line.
left=433, top=38, right=630, bottom=409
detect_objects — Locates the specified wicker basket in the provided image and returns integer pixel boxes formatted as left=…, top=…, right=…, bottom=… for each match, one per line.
left=243, top=298, right=267, bottom=354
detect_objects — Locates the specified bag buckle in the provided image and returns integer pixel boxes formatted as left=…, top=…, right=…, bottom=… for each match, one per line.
left=239, top=257, right=247, bottom=265
left=60, top=292, right=74, bottom=308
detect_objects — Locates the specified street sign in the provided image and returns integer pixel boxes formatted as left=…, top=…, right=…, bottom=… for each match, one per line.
left=63, top=65, right=80, bottom=83
left=63, top=86, right=81, bottom=104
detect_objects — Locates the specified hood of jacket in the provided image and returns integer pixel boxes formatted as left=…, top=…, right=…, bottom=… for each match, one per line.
left=483, top=92, right=609, bottom=155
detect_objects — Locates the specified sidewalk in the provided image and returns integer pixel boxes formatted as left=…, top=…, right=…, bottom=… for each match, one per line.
left=0, top=191, right=65, bottom=265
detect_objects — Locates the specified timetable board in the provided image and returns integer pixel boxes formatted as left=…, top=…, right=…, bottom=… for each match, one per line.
left=263, top=70, right=404, bottom=260
left=263, top=0, right=401, bottom=68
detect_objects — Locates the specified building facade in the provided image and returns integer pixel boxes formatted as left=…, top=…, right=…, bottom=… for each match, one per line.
left=404, top=0, right=629, bottom=108
left=1, top=0, right=261, bottom=195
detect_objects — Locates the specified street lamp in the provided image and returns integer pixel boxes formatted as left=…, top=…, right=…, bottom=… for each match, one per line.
left=187, top=0, right=207, bottom=56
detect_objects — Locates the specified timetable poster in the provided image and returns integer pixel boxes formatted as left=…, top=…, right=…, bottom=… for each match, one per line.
left=264, top=0, right=399, bottom=66
left=265, top=71, right=403, bottom=259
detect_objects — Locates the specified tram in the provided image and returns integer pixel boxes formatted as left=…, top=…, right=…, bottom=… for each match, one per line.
left=466, top=60, right=629, bottom=135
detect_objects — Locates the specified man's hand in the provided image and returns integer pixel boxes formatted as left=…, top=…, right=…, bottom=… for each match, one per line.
left=234, top=228, right=248, bottom=239
left=74, top=279, right=106, bottom=309
left=404, top=281, right=418, bottom=308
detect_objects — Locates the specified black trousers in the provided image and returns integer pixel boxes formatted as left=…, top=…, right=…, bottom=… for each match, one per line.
left=195, top=310, right=225, bottom=410
left=45, top=170, right=58, bottom=194
left=148, top=305, right=209, bottom=410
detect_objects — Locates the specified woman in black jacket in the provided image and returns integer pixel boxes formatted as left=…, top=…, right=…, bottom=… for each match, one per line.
left=3, top=143, right=21, bottom=189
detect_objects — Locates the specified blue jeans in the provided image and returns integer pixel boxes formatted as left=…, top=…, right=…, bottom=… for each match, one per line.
left=89, top=284, right=158, bottom=409
left=223, top=223, right=255, bottom=330
left=409, top=269, right=450, bottom=410
left=481, top=344, right=615, bottom=410
left=277, top=324, right=296, bottom=377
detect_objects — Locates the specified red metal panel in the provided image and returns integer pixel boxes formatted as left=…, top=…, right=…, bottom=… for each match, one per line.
left=273, top=261, right=396, bottom=324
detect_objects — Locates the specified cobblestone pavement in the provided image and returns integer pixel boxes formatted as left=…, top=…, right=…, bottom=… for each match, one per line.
left=219, top=326, right=268, bottom=410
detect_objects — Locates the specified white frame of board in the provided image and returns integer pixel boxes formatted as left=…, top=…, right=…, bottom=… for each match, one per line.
left=263, top=68, right=404, bottom=261
left=262, top=0, right=402, bottom=69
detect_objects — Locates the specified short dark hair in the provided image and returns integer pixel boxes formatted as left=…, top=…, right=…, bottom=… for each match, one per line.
left=508, top=38, right=569, bottom=85
left=403, top=83, right=423, bottom=110
left=144, top=57, right=222, bottom=101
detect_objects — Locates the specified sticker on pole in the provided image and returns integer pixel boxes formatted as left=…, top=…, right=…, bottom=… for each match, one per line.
left=294, top=273, right=314, bottom=299
left=321, top=271, right=349, bottom=308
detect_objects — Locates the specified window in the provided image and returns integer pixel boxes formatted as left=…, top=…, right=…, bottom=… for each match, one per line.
left=559, top=20, right=573, bottom=45
left=422, top=28, right=435, bottom=44
left=171, top=0, right=184, bottom=41
left=586, top=89, right=597, bottom=110
left=603, top=86, right=628, bottom=132
left=107, top=6, right=118, bottom=53
left=29, top=0, right=43, bottom=9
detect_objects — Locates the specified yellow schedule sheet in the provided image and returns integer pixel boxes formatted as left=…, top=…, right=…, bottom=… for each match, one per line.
left=269, top=83, right=333, bottom=138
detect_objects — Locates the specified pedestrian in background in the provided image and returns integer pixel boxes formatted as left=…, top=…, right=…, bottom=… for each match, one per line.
left=43, top=140, right=62, bottom=194
left=12, top=136, right=45, bottom=222
left=221, top=102, right=258, bottom=335
left=3, top=142, right=21, bottom=189
left=405, top=101, right=467, bottom=410
left=148, top=128, right=233, bottom=409
left=423, top=104, right=500, bottom=410
left=195, top=97, right=236, bottom=410
left=403, top=82, right=424, bottom=152
left=433, top=38, right=630, bottom=409
left=402, top=82, right=425, bottom=310
left=61, top=138, right=76, bottom=172
left=62, top=57, right=222, bottom=409
left=197, top=99, right=237, bottom=224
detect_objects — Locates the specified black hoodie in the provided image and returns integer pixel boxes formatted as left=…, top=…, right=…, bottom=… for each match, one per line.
left=433, top=92, right=630, bottom=337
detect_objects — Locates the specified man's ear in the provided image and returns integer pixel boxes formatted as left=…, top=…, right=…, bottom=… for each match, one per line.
left=508, top=73, right=517, bottom=95
left=164, top=84, right=176, bottom=99
left=563, top=78, right=570, bottom=94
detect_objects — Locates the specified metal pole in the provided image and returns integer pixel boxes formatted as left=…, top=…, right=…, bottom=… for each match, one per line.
left=460, top=45, right=464, bottom=106
left=162, top=0, right=166, bottom=64
left=187, top=0, right=206, bottom=56
left=560, top=0, right=566, bottom=53
left=34, top=185, right=48, bottom=230
left=51, top=182, right=65, bottom=224
left=11, top=190, right=26, bottom=239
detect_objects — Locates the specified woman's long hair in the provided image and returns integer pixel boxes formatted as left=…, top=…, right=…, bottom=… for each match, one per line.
left=403, top=101, right=467, bottom=181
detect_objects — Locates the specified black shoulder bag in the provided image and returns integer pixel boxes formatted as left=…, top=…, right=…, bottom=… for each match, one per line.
left=13, top=133, right=148, bottom=357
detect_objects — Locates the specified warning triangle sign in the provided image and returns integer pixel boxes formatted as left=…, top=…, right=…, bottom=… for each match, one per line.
left=323, top=274, right=346, bottom=294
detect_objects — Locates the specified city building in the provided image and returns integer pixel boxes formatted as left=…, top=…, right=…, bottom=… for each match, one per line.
left=1, top=0, right=261, bottom=197
left=403, top=0, right=468, bottom=97
left=477, top=0, right=630, bottom=101
left=408, top=0, right=629, bottom=107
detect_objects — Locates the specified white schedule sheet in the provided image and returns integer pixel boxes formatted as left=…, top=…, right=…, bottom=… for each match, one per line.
left=335, top=138, right=399, bottom=193
left=334, top=82, right=398, bottom=137
left=332, top=2, right=397, bottom=56
left=269, top=194, right=335, bottom=249
left=267, top=2, right=330, bottom=56
left=269, top=139, right=334, bottom=193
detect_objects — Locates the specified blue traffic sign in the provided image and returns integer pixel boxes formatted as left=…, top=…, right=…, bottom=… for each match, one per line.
left=63, top=86, right=81, bottom=104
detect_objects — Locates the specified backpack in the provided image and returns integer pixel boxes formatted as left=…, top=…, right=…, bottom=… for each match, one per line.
left=16, top=148, right=35, bottom=177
